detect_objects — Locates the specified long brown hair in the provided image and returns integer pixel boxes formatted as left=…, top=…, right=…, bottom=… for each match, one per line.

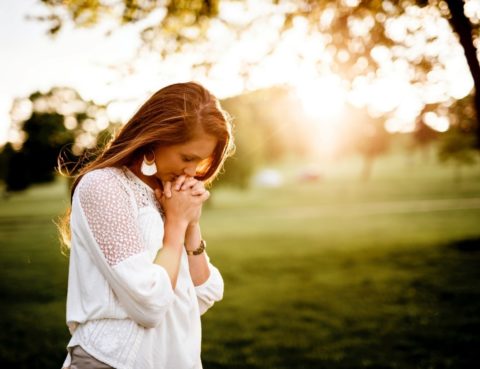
left=57, top=81, right=234, bottom=252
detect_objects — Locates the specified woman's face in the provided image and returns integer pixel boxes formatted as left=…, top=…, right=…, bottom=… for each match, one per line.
left=152, top=134, right=218, bottom=183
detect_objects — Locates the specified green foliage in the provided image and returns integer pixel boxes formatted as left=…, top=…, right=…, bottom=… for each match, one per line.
left=2, top=144, right=29, bottom=191
left=5, top=87, right=113, bottom=192
left=336, top=105, right=391, bottom=180
left=166, top=0, right=219, bottom=19
left=4, top=111, right=72, bottom=191
left=447, top=94, right=477, bottom=135
left=33, top=0, right=480, bottom=147
left=412, top=117, right=439, bottom=149
left=36, top=0, right=221, bottom=58
left=352, top=113, right=390, bottom=160
left=438, top=128, right=478, bottom=166
left=437, top=94, right=480, bottom=177
left=34, top=0, right=478, bottom=86
left=38, top=0, right=220, bottom=32
left=0, top=143, right=11, bottom=183
left=217, top=87, right=313, bottom=188
left=217, top=95, right=264, bottom=189
left=22, top=112, right=75, bottom=184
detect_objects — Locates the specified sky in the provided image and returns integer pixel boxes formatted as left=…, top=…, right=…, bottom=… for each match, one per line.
left=0, top=0, right=477, bottom=147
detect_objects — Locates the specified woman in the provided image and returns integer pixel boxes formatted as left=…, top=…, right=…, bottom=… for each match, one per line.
left=59, top=82, right=234, bottom=369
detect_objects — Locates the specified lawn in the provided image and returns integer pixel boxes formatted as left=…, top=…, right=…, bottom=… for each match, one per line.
left=1, top=152, right=480, bottom=369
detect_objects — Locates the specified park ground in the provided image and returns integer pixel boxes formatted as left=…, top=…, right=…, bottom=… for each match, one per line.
left=1, top=150, right=480, bottom=369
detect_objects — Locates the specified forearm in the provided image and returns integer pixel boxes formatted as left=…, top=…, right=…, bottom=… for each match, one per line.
left=154, top=219, right=187, bottom=289
left=185, top=223, right=210, bottom=286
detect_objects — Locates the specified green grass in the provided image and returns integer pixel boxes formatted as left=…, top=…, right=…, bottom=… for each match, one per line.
left=0, top=179, right=70, bottom=368
left=1, top=152, right=480, bottom=369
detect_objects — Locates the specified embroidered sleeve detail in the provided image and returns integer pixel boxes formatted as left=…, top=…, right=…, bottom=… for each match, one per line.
left=77, top=168, right=145, bottom=266
left=121, top=167, right=164, bottom=215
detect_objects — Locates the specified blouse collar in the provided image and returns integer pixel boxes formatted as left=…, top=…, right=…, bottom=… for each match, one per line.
left=122, top=166, right=155, bottom=194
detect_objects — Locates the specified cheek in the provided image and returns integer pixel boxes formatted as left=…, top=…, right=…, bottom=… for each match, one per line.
left=161, top=157, right=183, bottom=173
left=173, top=157, right=185, bottom=169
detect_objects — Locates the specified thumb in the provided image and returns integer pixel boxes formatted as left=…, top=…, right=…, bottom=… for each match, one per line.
left=154, top=188, right=163, bottom=201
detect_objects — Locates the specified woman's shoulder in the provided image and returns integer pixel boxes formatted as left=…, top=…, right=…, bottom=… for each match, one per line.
left=76, top=166, right=128, bottom=197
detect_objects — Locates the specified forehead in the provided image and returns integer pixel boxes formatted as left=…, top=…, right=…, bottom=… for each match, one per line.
left=166, top=135, right=217, bottom=157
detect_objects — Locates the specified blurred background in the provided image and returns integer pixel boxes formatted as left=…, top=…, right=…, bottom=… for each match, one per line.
left=1, top=0, right=480, bottom=368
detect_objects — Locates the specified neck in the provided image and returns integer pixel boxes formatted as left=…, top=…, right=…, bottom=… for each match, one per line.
left=128, top=161, right=164, bottom=191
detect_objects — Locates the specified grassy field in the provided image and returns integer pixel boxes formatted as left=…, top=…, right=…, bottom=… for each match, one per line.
left=1, top=152, right=480, bottom=369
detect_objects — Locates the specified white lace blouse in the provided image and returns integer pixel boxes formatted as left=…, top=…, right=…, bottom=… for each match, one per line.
left=61, top=166, right=224, bottom=369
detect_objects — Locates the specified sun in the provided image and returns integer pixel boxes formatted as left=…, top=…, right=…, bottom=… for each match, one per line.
left=294, top=75, right=347, bottom=122
left=294, top=75, right=347, bottom=157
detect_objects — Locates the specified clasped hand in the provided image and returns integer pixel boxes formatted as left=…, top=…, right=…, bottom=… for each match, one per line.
left=154, top=175, right=209, bottom=226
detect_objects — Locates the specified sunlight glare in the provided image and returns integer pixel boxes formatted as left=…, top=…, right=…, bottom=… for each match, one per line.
left=295, top=76, right=346, bottom=122
left=295, top=75, right=347, bottom=158
left=424, top=111, right=449, bottom=132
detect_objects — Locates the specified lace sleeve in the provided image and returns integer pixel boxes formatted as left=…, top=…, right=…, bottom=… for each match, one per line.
left=73, top=168, right=175, bottom=328
left=77, top=169, right=144, bottom=266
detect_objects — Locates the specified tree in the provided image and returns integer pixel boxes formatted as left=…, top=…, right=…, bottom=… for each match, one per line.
left=218, top=86, right=312, bottom=188
left=5, top=87, right=112, bottom=191
left=337, top=105, right=391, bottom=180
left=0, top=143, right=30, bottom=192
left=438, top=93, right=479, bottom=181
left=409, top=104, right=442, bottom=162
left=438, top=127, right=478, bottom=182
left=21, top=112, right=74, bottom=183
left=444, top=0, right=480, bottom=147
left=413, top=118, right=439, bottom=150
left=34, top=1, right=480, bottom=146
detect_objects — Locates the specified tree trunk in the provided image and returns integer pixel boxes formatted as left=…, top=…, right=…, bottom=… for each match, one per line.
left=445, top=0, right=480, bottom=148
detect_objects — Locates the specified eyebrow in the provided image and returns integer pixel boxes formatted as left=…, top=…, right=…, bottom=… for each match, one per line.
left=183, top=153, right=203, bottom=160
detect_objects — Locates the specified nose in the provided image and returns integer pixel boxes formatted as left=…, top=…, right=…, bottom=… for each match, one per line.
left=183, top=163, right=197, bottom=177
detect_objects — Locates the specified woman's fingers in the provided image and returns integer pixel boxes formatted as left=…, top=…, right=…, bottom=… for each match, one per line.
left=179, top=177, right=198, bottom=191
left=167, top=176, right=207, bottom=198
left=163, top=181, right=173, bottom=198
left=174, top=175, right=187, bottom=191
left=191, top=188, right=206, bottom=196
left=189, top=181, right=206, bottom=196
left=197, top=190, right=210, bottom=203
left=174, top=176, right=205, bottom=192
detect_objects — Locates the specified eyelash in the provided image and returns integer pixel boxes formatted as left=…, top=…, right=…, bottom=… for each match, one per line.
left=183, top=157, right=194, bottom=162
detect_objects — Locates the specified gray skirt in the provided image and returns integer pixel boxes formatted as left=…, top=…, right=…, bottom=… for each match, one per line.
left=70, top=345, right=114, bottom=369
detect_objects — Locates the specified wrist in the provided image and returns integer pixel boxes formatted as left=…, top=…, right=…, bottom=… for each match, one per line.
left=187, top=221, right=200, bottom=230
left=186, top=239, right=207, bottom=256
left=163, top=219, right=188, bottom=249
left=165, top=216, right=189, bottom=231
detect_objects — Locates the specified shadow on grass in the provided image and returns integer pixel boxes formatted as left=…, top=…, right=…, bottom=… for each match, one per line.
left=450, top=237, right=480, bottom=253
left=1, top=237, right=480, bottom=369
left=202, top=237, right=480, bottom=369
left=378, top=237, right=480, bottom=369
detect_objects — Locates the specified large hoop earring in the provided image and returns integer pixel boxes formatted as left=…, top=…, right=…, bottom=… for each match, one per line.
left=141, top=151, right=157, bottom=176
